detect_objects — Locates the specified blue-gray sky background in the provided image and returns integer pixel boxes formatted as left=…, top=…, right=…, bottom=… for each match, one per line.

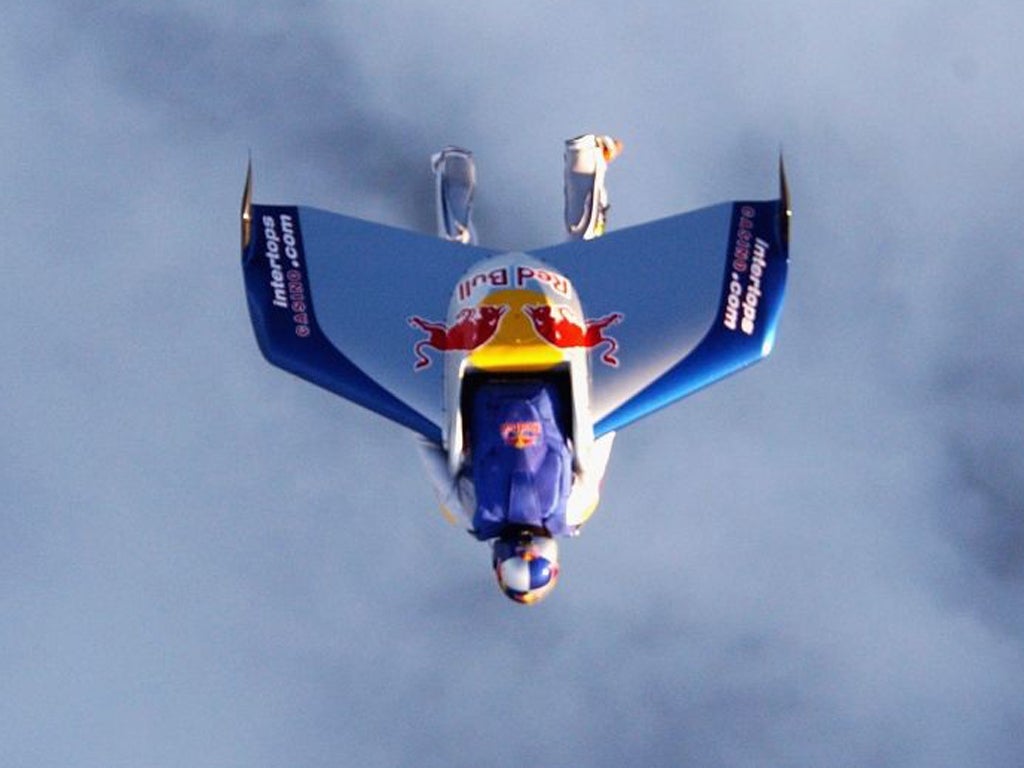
left=3, top=2, right=1023, bottom=766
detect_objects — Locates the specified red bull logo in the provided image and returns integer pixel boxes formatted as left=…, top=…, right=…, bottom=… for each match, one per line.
left=409, top=260, right=623, bottom=370
left=500, top=420, right=542, bottom=449
left=522, top=304, right=624, bottom=367
left=408, top=305, right=509, bottom=370
left=409, top=300, right=623, bottom=370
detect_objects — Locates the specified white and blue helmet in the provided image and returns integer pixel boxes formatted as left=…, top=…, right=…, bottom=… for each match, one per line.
left=492, top=529, right=560, bottom=604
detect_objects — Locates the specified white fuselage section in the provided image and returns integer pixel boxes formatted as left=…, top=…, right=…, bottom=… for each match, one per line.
left=442, top=252, right=600, bottom=481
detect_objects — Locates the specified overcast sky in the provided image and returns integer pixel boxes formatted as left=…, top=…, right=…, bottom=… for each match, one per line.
left=3, top=2, right=1023, bottom=766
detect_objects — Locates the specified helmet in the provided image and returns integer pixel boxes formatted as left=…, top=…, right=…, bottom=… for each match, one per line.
left=492, top=528, right=560, bottom=604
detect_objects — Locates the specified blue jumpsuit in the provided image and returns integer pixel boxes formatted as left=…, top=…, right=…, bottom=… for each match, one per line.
left=468, top=381, right=573, bottom=541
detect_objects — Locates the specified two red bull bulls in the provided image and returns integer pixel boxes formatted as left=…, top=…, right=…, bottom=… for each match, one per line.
left=409, top=301, right=622, bottom=371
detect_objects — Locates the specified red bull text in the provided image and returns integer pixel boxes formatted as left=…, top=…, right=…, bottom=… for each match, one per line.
left=457, top=265, right=571, bottom=302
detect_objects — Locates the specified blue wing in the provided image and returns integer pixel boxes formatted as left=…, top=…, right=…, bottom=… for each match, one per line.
left=241, top=172, right=499, bottom=444
left=531, top=166, right=790, bottom=436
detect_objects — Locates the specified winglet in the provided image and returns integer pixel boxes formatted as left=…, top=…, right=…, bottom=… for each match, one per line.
left=241, top=156, right=253, bottom=250
left=779, top=153, right=791, bottom=247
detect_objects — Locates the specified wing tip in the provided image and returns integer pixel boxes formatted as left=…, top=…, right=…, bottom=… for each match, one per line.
left=778, top=152, right=791, bottom=248
left=241, top=155, right=253, bottom=250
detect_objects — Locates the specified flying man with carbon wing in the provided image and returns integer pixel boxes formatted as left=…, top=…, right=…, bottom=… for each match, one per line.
left=241, top=134, right=790, bottom=604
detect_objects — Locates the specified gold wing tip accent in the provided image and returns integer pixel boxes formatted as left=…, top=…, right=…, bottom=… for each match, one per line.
left=778, top=153, right=791, bottom=246
left=241, top=156, right=253, bottom=250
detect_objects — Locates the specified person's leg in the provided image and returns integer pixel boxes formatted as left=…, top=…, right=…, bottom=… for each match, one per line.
left=431, top=146, right=477, bottom=244
left=563, top=134, right=622, bottom=240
